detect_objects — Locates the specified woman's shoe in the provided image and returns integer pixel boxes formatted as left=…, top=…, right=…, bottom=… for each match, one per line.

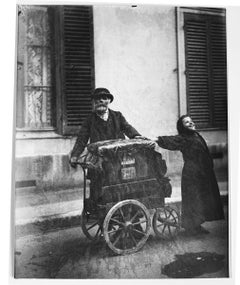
left=194, top=226, right=209, bottom=234
left=183, top=226, right=209, bottom=236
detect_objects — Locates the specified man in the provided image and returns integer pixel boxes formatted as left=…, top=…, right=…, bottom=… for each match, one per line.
left=69, top=88, right=146, bottom=239
left=69, top=87, right=144, bottom=199
left=70, top=87, right=142, bottom=165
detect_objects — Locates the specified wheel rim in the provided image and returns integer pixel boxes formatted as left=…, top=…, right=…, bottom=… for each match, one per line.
left=103, top=200, right=151, bottom=255
left=153, top=206, right=180, bottom=240
left=81, top=210, right=103, bottom=242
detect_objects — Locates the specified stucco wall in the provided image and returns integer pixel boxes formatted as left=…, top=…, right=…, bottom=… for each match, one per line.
left=94, top=5, right=179, bottom=138
left=14, top=5, right=228, bottom=190
left=15, top=154, right=82, bottom=190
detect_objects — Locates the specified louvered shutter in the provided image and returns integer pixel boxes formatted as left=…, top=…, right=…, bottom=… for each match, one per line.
left=184, top=12, right=227, bottom=129
left=211, top=17, right=227, bottom=126
left=62, top=6, right=95, bottom=135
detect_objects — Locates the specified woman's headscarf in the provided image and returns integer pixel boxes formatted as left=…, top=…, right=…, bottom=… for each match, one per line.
left=177, top=114, right=196, bottom=135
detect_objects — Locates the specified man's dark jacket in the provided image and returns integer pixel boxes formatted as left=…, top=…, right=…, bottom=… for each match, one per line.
left=71, top=109, right=141, bottom=158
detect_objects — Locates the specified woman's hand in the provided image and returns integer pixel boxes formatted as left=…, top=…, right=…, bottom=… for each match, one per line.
left=134, top=135, right=149, bottom=140
left=134, top=136, right=159, bottom=149
left=150, top=141, right=159, bottom=149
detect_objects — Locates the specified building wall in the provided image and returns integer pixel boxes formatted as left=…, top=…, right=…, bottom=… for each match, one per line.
left=15, top=5, right=228, bottom=190
left=94, top=5, right=179, bottom=138
left=15, top=133, right=80, bottom=190
left=93, top=5, right=227, bottom=179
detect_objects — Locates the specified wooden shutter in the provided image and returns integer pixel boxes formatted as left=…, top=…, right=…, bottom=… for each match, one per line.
left=184, top=12, right=227, bottom=129
left=61, top=6, right=95, bottom=135
left=210, top=16, right=227, bottom=127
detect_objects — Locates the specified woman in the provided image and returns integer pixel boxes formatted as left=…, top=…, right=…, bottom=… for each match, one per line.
left=155, top=115, right=224, bottom=235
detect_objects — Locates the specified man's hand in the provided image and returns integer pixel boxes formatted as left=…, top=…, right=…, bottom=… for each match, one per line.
left=69, top=156, right=78, bottom=168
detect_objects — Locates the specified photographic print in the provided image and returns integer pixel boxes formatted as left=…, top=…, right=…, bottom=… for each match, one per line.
left=14, top=2, right=229, bottom=279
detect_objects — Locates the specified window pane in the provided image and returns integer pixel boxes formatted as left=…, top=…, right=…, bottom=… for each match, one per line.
left=17, top=6, right=54, bottom=129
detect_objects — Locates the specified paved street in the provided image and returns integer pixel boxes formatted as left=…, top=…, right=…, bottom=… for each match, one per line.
left=14, top=205, right=229, bottom=279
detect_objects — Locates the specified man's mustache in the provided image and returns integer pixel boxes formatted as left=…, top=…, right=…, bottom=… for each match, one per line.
left=95, top=103, right=107, bottom=107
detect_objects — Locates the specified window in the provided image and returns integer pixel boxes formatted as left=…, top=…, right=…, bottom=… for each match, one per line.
left=16, top=5, right=95, bottom=135
left=17, top=5, right=55, bottom=130
left=177, top=8, right=227, bottom=129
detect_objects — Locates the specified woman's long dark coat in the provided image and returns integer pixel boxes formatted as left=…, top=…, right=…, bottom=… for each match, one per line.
left=157, top=132, right=224, bottom=230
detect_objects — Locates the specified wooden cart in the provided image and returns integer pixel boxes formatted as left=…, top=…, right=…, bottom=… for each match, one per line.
left=77, top=138, right=180, bottom=255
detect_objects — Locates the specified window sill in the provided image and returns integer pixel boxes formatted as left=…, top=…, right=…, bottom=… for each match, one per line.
left=15, top=128, right=74, bottom=140
left=197, top=127, right=227, bottom=132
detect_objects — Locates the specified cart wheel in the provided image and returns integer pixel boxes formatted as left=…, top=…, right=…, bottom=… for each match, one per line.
left=153, top=206, right=180, bottom=240
left=81, top=210, right=103, bottom=242
left=103, top=200, right=151, bottom=255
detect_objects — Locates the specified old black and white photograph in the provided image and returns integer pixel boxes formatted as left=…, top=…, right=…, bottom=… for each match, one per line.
left=7, top=0, right=238, bottom=282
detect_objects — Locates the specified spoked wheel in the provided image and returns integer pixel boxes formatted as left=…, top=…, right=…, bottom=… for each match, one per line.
left=153, top=206, right=180, bottom=240
left=103, top=200, right=151, bottom=255
left=81, top=209, right=104, bottom=242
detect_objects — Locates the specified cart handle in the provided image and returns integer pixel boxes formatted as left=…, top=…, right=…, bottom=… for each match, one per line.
left=74, top=161, right=89, bottom=169
left=70, top=154, right=99, bottom=170
left=69, top=154, right=87, bottom=168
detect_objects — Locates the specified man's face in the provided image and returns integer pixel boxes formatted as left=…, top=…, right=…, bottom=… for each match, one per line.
left=93, top=95, right=111, bottom=114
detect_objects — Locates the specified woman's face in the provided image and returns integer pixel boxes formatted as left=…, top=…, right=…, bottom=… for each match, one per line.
left=182, top=116, right=196, bottom=131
